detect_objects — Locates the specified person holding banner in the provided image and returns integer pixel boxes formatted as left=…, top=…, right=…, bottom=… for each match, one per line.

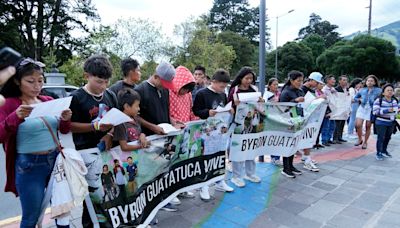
left=372, top=84, right=398, bottom=160
left=266, top=78, right=283, bottom=165
left=0, top=58, right=72, bottom=227
left=333, top=75, right=350, bottom=144
left=193, top=69, right=234, bottom=199
left=279, top=70, right=307, bottom=178
left=69, top=55, right=118, bottom=227
left=321, top=75, right=337, bottom=147
left=354, top=75, right=381, bottom=149
left=228, top=67, right=262, bottom=187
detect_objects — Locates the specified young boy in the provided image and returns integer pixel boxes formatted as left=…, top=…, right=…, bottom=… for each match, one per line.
left=109, top=58, right=141, bottom=95
left=192, top=69, right=234, bottom=201
left=126, top=157, right=138, bottom=193
left=113, top=88, right=148, bottom=151
left=69, top=55, right=118, bottom=227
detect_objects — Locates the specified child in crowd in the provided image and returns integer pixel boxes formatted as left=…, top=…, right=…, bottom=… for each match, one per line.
left=69, top=55, right=118, bottom=227
left=126, top=157, right=138, bottom=193
left=113, top=88, right=148, bottom=151
left=372, top=84, right=398, bottom=160
left=193, top=69, right=234, bottom=200
left=227, top=67, right=261, bottom=188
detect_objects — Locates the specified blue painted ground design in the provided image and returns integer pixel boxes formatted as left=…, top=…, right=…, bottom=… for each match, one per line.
left=198, top=163, right=280, bottom=227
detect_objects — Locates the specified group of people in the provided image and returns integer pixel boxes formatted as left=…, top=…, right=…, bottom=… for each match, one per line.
left=0, top=54, right=399, bottom=227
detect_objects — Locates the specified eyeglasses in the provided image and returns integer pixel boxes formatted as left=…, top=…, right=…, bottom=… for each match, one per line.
left=18, top=58, right=46, bottom=68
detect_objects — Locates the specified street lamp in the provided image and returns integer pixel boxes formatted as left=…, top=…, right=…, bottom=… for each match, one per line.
left=275, top=9, right=295, bottom=78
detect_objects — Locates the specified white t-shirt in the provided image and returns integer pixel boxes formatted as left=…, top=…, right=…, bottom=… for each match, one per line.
left=115, top=167, right=126, bottom=185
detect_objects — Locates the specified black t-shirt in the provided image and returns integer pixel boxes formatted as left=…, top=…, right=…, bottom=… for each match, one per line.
left=134, top=81, right=170, bottom=135
left=114, top=119, right=142, bottom=142
left=69, top=88, right=118, bottom=150
left=193, top=87, right=227, bottom=119
left=101, top=172, right=114, bottom=186
left=109, top=80, right=135, bottom=97
left=279, top=86, right=305, bottom=102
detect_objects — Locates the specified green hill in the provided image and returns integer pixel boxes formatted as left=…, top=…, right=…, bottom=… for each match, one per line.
left=344, top=20, right=400, bottom=55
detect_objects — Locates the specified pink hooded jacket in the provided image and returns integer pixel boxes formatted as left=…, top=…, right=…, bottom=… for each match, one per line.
left=169, top=66, right=198, bottom=123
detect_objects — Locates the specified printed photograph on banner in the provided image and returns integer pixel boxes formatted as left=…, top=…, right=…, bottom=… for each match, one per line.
left=234, top=102, right=305, bottom=133
left=80, top=117, right=230, bottom=227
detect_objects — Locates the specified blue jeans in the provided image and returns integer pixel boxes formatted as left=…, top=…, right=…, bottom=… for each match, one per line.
left=375, top=124, right=394, bottom=155
left=321, top=118, right=336, bottom=143
left=348, top=102, right=359, bottom=135
left=15, top=150, right=58, bottom=228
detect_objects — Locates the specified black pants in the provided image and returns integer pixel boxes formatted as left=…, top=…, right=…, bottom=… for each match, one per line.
left=283, top=155, right=294, bottom=172
left=333, top=120, right=345, bottom=141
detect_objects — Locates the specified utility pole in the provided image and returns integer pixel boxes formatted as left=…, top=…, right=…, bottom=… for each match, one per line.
left=259, top=0, right=266, bottom=94
left=368, top=0, right=372, bottom=35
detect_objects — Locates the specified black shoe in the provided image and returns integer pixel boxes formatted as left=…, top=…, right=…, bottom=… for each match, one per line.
left=338, top=139, right=347, bottom=142
left=291, top=167, right=303, bottom=175
left=322, top=142, right=331, bottom=147
left=382, top=151, right=392, bottom=158
left=316, top=144, right=325, bottom=149
left=328, top=140, right=335, bottom=144
left=281, top=170, right=295, bottom=178
left=333, top=140, right=342, bottom=144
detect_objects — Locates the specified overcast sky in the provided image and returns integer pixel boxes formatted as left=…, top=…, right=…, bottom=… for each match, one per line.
left=93, top=0, right=400, bottom=48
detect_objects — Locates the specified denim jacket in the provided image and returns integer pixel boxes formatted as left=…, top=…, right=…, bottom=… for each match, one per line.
left=354, top=87, right=382, bottom=107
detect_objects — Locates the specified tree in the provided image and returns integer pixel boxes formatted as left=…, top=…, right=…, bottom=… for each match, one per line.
left=173, top=22, right=236, bottom=76
left=207, top=0, right=269, bottom=44
left=217, top=31, right=257, bottom=75
left=300, top=34, right=326, bottom=70
left=298, top=13, right=341, bottom=47
left=0, top=0, right=99, bottom=64
left=266, top=42, right=314, bottom=81
left=98, top=18, right=172, bottom=61
left=316, top=35, right=400, bottom=81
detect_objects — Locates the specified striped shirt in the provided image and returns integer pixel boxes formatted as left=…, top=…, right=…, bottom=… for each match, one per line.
left=372, top=97, right=399, bottom=126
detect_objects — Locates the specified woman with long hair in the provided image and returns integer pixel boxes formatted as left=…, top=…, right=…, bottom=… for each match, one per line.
left=372, top=84, right=398, bottom=160
left=0, top=58, right=72, bottom=227
left=228, top=66, right=261, bottom=187
left=354, top=75, right=381, bottom=149
left=279, top=70, right=306, bottom=178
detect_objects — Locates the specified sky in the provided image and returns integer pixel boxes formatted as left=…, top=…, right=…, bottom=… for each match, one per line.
left=93, top=0, right=400, bottom=49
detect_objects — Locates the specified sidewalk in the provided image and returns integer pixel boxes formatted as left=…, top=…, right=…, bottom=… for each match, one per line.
left=3, top=134, right=400, bottom=228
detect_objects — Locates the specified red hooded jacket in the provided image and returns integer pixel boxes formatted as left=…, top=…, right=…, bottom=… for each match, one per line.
left=169, top=66, right=198, bottom=123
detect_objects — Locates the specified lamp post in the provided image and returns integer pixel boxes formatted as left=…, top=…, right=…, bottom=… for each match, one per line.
left=275, top=9, right=294, bottom=78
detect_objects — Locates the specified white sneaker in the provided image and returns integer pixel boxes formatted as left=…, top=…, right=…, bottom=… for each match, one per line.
left=215, top=180, right=234, bottom=192
left=179, top=191, right=195, bottom=198
left=244, top=175, right=261, bottom=183
left=200, top=185, right=210, bottom=200
left=231, top=177, right=246, bottom=187
left=170, top=197, right=181, bottom=205
left=301, top=158, right=318, bottom=165
left=226, top=162, right=232, bottom=173
left=303, top=161, right=320, bottom=172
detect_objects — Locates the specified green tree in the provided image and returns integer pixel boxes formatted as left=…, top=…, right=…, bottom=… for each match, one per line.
left=300, top=34, right=326, bottom=69
left=207, top=0, right=268, bottom=44
left=316, top=35, right=400, bottom=81
left=173, top=23, right=236, bottom=76
left=298, top=13, right=341, bottom=47
left=266, top=42, right=314, bottom=81
left=0, top=0, right=99, bottom=64
left=216, top=31, right=257, bottom=75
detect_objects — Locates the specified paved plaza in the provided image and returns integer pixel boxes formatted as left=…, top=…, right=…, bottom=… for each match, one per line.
left=2, top=134, right=400, bottom=228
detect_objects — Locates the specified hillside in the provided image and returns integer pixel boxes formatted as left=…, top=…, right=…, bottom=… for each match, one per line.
left=344, top=20, right=400, bottom=54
